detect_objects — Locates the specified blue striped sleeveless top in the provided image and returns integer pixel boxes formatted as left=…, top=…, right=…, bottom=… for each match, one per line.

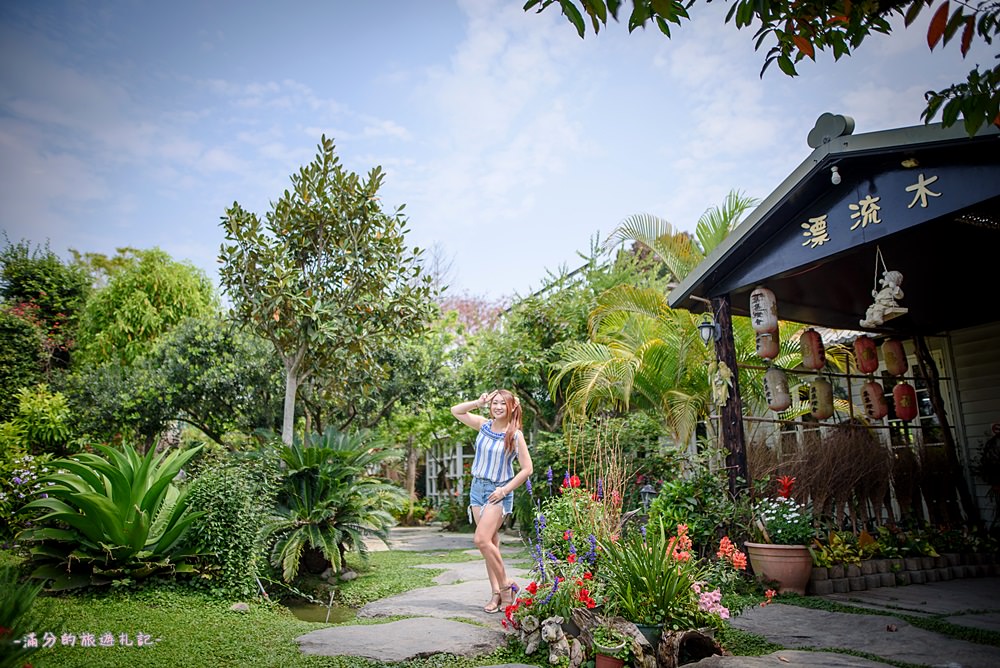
left=470, top=420, right=519, bottom=483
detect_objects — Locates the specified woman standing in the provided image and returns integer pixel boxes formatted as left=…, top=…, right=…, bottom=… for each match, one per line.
left=451, top=389, right=533, bottom=613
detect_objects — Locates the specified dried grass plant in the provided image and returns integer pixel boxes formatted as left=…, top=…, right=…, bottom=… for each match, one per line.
left=560, top=418, right=633, bottom=541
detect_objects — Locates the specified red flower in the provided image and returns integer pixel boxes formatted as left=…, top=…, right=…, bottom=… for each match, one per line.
left=564, top=530, right=572, bottom=540
left=569, top=475, right=581, bottom=488
left=578, top=588, right=590, bottom=600
left=524, top=598, right=534, bottom=607
left=526, top=581, right=538, bottom=594
left=585, top=599, right=596, bottom=608
left=777, top=475, right=796, bottom=499
left=567, top=554, right=577, bottom=564
left=583, top=572, right=593, bottom=580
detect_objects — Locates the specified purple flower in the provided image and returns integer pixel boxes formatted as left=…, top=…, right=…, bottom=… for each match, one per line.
left=12, top=476, right=22, bottom=485
left=541, top=576, right=559, bottom=605
left=563, top=470, right=570, bottom=487
left=584, top=534, right=597, bottom=564
left=525, top=478, right=533, bottom=497
left=596, top=478, right=604, bottom=500
left=640, top=525, right=647, bottom=540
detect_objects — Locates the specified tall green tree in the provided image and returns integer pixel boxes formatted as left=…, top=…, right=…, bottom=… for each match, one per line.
left=550, top=192, right=800, bottom=446
left=75, top=248, right=216, bottom=365
left=219, top=136, right=437, bottom=444
left=0, top=239, right=90, bottom=372
left=526, top=0, right=1000, bottom=135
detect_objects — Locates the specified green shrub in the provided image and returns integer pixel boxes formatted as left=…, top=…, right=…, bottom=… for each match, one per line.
left=0, top=451, right=52, bottom=544
left=539, top=486, right=607, bottom=559
left=0, top=565, right=45, bottom=668
left=19, top=442, right=204, bottom=590
left=0, top=309, right=44, bottom=420
left=185, top=452, right=279, bottom=597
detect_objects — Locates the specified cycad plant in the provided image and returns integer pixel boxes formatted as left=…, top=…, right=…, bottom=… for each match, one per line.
left=260, top=427, right=406, bottom=582
left=19, top=443, right=203, bottom=590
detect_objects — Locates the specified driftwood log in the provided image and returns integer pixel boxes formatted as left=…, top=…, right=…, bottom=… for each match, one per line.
left=571, top=608, right=724, bottom=668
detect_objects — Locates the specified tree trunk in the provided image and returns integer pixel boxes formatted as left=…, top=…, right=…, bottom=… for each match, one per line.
left=405, top=435, right=417, bottom=522
left=712, top=295, right=749, bottom=497
left=282, top=364, right=299, bottom=445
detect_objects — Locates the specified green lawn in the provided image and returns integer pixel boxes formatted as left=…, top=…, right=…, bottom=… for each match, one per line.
left=11, top=548, right=545, bottom=668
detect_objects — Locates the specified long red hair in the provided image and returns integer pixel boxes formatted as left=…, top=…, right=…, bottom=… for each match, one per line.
left=494, top=389, right=522, bottom=454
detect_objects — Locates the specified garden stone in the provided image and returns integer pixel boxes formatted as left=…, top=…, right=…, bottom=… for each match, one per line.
left=937, top=567, right=951, bottom=580
left=888, top=558, right=904, bottom=573
left=921, top=557, right=934, bottom=570
left=873, top=559, right=888, bottom=573
left=904, top=558, right=921, bottom=571
left=849, top=576, right=866, bottom=591
left=832, top=578, right=850, bottom=593
left=810, top=579, right=834, bottom=595
left=924, top=568, right=939, bottom=583
left=934, top=556, right=947, bottom=568
left=846, top=565, right=861, bottom=578
left=230, top=602, right=249, bottom=613
left=830, top=565, right=845, bottom=579
left=811, top=567, right=828, bottom=581
left=895, top=572, right=910, bottom=585
left=298, top=617, right=504, bottom=662
left=863, top=574, right=881, bottom=589
left=339, top=569, right=358, bottom=581
left=944, top=553, right=961, bottom=567
left=909, top=570, right=926, bottom=584
left=860, top=560, right=874, bottom=576
left=950, top=566, right=965, bottom=578
left=320, top=567, right=332, bottom=580
left=879, top=573, right=894, bottom=587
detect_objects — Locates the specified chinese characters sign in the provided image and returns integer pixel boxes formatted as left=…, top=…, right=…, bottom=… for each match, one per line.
left=801, top=173, right=941, bottom=248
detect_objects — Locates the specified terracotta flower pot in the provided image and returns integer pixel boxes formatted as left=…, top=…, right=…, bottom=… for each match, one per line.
left=595, top=653, right=626, bottom=668
left=745, top=542, right=813, bottom=595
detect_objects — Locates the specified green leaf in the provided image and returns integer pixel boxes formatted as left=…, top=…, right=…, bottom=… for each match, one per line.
left=777, top=54, right=798, bottom=76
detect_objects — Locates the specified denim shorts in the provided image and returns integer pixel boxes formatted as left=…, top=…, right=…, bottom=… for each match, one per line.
left=468, top=476, right=514, bottom=521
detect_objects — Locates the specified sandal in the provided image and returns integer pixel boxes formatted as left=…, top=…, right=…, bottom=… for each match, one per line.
left=484, top=591, right=502, bottom=614
left=499, top=581, right=518, bottom=608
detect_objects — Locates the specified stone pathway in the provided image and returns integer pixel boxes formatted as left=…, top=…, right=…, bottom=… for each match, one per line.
left=296, top=527, right=1000, bottom=667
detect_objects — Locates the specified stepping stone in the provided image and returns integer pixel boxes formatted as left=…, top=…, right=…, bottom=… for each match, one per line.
left=690, top=650, right=891, bottom=667
left=359, top=580, right=524, bottom=625
left=297, top=617, right=503, bottom=662
left=414, top=560, right=529, bottom=586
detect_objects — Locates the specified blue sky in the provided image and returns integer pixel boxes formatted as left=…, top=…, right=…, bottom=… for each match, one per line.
left=0, top=0, right=989, bottom=300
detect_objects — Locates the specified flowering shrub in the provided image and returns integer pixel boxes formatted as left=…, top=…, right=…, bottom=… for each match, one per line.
left=0, top=452, right=51, bottom=544
left=538, top=486, right=607, bottom=560
left=753, top=476, right=815, bottom=545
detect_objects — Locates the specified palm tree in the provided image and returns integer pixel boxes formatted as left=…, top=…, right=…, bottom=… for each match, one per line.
left=260, top=428, right=406, bottom=582
left=551, top=191, right=803, bottom=447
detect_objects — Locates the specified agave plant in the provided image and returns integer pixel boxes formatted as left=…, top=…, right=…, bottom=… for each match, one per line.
left=18, top=443, right=203, bottom=590
left=260, top=427, right=406, bottom=582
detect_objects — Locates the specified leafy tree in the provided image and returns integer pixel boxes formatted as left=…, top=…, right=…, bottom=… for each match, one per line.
left=219, top=136, right=437, bottom=444
left=64, top=315, right=282, bottom=447
left=69, top=246, right=143, bottom=289
left=0, top=238, right=90, bottom=370
left=550, top=192, right=800, bottom=446
left=526, top=0, right=1000, bottom=135
left=0, top=309, right=44, bottom=420
left=75, top=248, right=216, bottom=365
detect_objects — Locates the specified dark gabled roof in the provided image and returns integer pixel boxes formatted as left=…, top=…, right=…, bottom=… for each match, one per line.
left=668, top=116, right=1000, bottom=335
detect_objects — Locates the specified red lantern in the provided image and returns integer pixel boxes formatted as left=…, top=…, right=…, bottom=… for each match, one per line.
left=809, top=377, right=834, bottom=419
left=882, top=339, right=908, bottom=376
left=800, top=328, right=827, bottom=370
left=861, top=381, right=888, bottom=420
left=756, top=332, right=780, bottom=360
left=893, top=382, right=918, bottom=421
left=749, top=286, right=778, bottom=334
left=853, top=336, right=879, bottom=375
left=764, top=367, right=791, bottom=411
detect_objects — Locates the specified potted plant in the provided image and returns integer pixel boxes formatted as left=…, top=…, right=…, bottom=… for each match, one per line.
left=591, top=624, right=629, bottom=668
left=746, top=476, right=816, bottom=595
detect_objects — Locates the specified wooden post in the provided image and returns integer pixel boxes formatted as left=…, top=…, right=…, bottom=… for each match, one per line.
left=712, top=295, right=749, bottom=497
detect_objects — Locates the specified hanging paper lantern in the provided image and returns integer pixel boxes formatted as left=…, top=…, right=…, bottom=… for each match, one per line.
left=853, top=335, right=879, bottom=374
left=861, top=380, right=888, bottom=420
left=893, top=382, right=919, bottom=422
left=882, top=339, right=908, bottom=376
left=809, top=377, right=834, bottom=419
left=800, top=328, right=827, bottom=370
left=764, top=367, right=791, bottom=411
left=749, top=286, right=779, bottom=334
left=756, top=332, right=780, bottom=360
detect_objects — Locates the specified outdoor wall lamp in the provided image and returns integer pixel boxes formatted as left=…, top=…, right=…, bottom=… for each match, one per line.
left=697, top=315, right=720, bottom=346
left=830, top=165, right=842, bottom=185
left=639, top=483, right=657, bottom=509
